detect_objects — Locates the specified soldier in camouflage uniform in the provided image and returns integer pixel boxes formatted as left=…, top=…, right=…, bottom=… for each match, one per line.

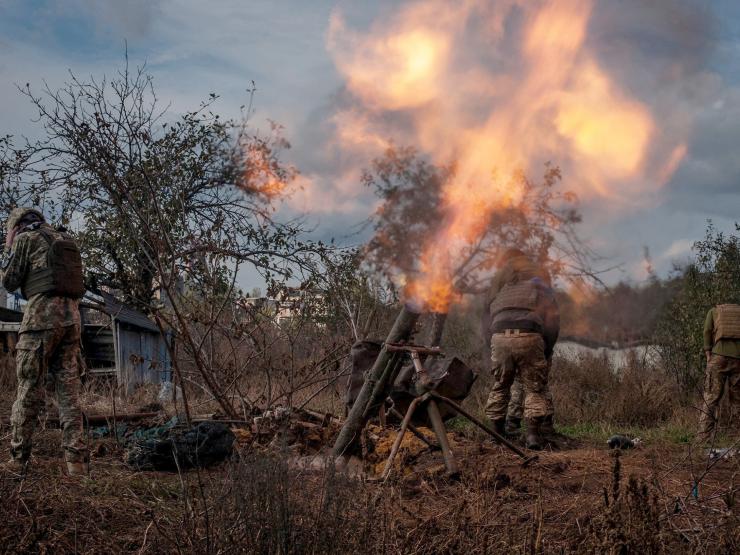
left=697, top=303, right=740, bottom=442
left=0, top=208, right=88, bottom=476
left=483, top=249, right=558, bottom=450
left=502, top=331, right=558, bottom=437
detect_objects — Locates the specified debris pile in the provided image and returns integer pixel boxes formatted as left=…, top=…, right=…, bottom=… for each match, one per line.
left=87, top=404, right=339, bottom=471
left=246, top=407, right=340, bottom=454
left=363, top=424, right=451, bottom=478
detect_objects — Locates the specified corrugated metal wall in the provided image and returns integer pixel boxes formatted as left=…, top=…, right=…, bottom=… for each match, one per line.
left=114, top=322, right=172, bottom=394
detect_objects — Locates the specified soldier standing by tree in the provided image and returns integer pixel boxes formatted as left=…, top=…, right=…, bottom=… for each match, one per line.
left=0, top=207, right=88, bottom=476
left=697, top=302, right=740, bottom=442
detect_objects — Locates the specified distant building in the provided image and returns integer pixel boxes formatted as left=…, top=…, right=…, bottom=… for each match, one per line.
left=242, top=286, right=327, bottom=324
left=0, top=306, right=22, bottom=388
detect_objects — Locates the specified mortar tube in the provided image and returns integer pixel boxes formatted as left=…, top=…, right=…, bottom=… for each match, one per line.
left=361, top=352, right=402, bottom=421
left=420, top=311, right=448, bottom=367
left=427, top=312, right=448, bottom=347
left=332, top=304, right=421, bottom=458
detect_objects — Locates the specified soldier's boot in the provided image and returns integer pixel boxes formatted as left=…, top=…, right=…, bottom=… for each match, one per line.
left=0, top=458, right=28, bottom=476
left=541, top=414, right=555, bottom=435
left=504, top=416, right=522, bottom=438
left=539, top=414, right=565, bottom=449
left=66, top=461, right=89, bottom=477
left=491, top=418, right=507, bottom=437
left=525, top=418, right=544, bottom=451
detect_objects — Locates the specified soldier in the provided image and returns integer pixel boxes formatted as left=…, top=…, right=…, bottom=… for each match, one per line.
left=503, top=305, right=559, bottom=437
left=483, top=248, right=557, bottom=450
left=697, top=303, right=740, bottom=442
left=0, top=208, right=88, bottom=475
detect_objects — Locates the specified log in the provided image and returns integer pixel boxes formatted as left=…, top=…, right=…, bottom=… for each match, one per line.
left=0, top=411, right=162, bottom=428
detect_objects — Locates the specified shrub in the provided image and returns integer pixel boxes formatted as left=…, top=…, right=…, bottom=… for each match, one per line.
left=655, top=222, right=740, bottom=391
left=550, top=351, right=682, bottom=427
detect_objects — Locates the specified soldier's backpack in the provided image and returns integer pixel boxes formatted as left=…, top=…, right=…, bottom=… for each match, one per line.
left=714, top=304, right=740, bottom=342
left=22, top=228, right=85, bottom=299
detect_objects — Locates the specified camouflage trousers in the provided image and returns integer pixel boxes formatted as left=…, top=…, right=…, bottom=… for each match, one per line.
left=484, top=332, right=553, bottom=421
left=697, top=354, right=740, bottom=439
left=505, top=357, right=554, bottom=420
left=10, top=324, right=88, bottom=464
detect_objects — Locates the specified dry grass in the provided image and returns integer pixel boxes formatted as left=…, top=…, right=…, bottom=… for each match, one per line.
left=1, top=342, right=740, bottom=553
left=1, top=415, right=739, bottom=553
left=550, top=351, right=683, bottom=427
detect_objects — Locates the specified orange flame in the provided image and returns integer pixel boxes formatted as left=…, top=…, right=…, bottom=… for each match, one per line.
left=327, top=0, right=687, bottom=312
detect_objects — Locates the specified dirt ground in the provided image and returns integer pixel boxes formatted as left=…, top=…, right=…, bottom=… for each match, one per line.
left=0, top=400, right=738, bottom=554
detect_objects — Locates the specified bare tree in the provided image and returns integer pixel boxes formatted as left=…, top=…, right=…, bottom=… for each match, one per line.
left=362, top=146, right=601, bottom=294
left=19, top=59, right=331, bottom=418
left=0, top=135, right=38, bottom=225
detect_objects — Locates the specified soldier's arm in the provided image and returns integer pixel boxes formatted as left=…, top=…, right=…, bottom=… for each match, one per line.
left=703, top=308, right=714, bottom=356
left=1, top=234, right=30, bottom=293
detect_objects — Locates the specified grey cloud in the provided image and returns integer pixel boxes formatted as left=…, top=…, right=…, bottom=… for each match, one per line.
left=77, top=0, right=163, bottom=39
left=1, top=0, right=738, bottom=285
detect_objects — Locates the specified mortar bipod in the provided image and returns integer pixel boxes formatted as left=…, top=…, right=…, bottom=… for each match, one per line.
left=381, top=344, right=537, bottom=481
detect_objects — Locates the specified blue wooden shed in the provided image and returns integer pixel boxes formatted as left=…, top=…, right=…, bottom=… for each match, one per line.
left=82, top=291, right=172, bottom=394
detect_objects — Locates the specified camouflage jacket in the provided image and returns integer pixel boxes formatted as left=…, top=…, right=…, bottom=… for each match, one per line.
left=2, top=223, right=80, bottom=333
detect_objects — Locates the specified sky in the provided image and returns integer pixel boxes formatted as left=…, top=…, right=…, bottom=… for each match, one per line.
left=1, top=0, right=739, bottom=289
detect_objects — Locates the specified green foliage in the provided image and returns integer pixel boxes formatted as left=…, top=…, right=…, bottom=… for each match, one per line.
left=656, top=222, right=740, bottom=390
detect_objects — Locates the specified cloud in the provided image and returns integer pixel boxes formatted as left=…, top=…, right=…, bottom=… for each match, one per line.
left=660, top=238, right=695, bottom=262
left=77, top=0, right=163, bottom=39
left=0, top=0, right=739, bottom=290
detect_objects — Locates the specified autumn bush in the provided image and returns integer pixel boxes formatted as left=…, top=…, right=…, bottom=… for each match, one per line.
left=550, top=351, right=683, bottom=428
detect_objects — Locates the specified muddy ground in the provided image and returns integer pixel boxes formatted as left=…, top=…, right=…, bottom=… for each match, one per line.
left=0, top=405, right=738, bottom=553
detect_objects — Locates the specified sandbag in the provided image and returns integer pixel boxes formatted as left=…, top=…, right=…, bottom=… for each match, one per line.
left=391, top=356, right=477, bottom=424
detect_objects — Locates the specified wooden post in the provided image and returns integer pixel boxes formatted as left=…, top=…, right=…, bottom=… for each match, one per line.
left=426, top=399, right=459, bottom=476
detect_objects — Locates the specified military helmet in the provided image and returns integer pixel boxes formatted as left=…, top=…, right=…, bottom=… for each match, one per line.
left=6, top=207, right=45, bottom=233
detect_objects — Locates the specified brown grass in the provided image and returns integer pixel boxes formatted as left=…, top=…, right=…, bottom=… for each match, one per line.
left=2, top=427, right=738, bottom=554
left=550, top=351, right=683, bottom=427
left=1, top=340, right=739, bottom=553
